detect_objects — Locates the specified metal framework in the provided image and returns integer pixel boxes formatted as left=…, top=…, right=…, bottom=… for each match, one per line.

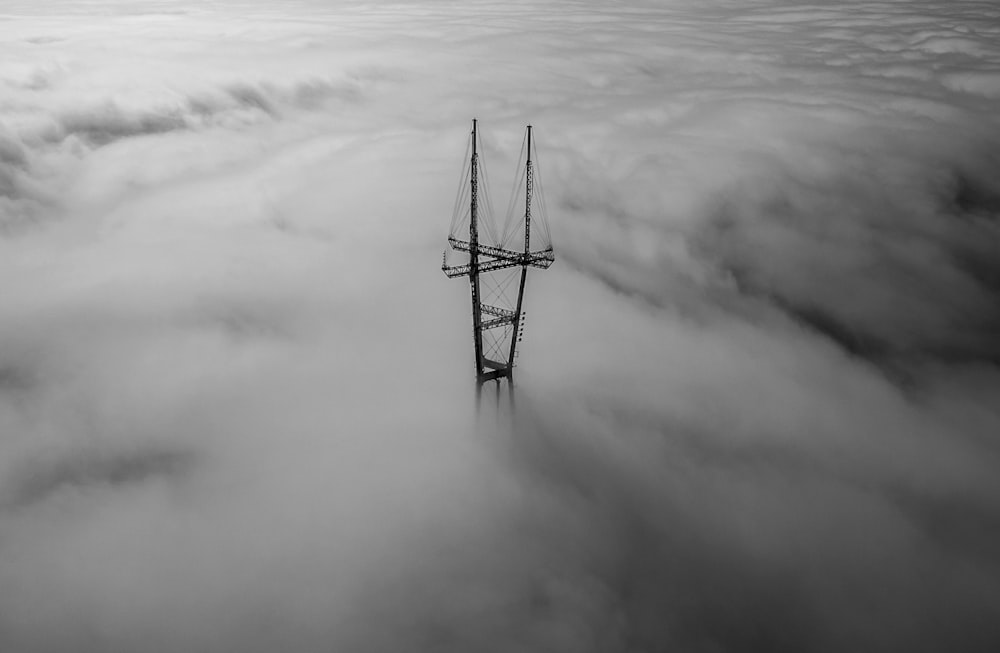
left=442, top=119, right=554, bottom=385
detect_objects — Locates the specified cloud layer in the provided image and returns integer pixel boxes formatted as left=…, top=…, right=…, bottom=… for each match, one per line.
left=1, top=1, right=999, bottom=651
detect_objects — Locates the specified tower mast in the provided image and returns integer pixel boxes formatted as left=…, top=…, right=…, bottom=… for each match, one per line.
left=469, top=119, right=485, bottom=378
left=507, top=125, right=531, bottom=369
left=443, top=120, right=554, bottom=387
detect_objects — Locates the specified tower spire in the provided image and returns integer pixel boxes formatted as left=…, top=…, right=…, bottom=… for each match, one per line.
left=524, top=124, right=532, bottom=255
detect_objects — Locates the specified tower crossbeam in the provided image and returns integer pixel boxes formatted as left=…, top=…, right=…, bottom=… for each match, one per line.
left=480, top=304, right=517, bottom=320
left=481, top=316, right=516, bottom=330
left=442, top=247, right=554, bottom=278
left=446, top=237, right=550, bottom=263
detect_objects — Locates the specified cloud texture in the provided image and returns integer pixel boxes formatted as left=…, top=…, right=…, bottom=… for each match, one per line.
left=1, top=1, right=999, bottom=651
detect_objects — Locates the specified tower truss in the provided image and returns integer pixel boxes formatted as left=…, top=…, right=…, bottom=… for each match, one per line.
left=442, top=119, right=554, bottom=385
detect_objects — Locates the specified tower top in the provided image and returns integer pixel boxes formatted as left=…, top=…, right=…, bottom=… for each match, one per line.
left=442, top=121, right=554, bottom=384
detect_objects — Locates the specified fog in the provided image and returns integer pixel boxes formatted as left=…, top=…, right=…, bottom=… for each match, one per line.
left=1, top=1, right=999, bottom=651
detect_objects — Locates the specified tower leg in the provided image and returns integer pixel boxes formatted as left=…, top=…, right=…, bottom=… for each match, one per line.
left=475, top=378, right=483, bottom=417
left=507, top=267, right=528, bottom=368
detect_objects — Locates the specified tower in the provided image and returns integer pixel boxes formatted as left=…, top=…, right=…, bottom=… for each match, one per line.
left=442, top=119, right=554, bottom=389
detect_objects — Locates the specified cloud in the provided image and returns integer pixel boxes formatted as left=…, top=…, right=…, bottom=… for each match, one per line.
left=1, top=1, right=999, bottom=652
left=4, top=445, right=196, bottom=510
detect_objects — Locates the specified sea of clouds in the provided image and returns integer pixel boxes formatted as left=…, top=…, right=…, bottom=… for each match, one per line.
left=1, top=1, right=999, bottom=651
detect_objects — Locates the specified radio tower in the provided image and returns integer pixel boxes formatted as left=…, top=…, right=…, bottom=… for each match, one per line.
left=442, top=119, right=555, bottom=388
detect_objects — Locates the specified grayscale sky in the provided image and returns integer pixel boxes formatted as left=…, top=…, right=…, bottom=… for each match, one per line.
left=1, top=1, right=999, bottom=651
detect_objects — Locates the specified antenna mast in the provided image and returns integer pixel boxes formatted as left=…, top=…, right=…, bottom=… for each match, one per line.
left=443, top=120, right=554, bottom=386
left=469, top=119, right=485, bottom=378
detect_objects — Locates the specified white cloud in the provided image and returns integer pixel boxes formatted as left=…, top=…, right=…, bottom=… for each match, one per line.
left=1, top=1, right=999, bottom=651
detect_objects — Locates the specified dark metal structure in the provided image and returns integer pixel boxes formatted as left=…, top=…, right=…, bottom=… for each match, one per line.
left=443, top=119, right=554, bottom=386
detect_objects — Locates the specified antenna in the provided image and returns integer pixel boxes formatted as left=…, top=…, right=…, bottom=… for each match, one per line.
left=442, top=120, right=554, bottom=389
